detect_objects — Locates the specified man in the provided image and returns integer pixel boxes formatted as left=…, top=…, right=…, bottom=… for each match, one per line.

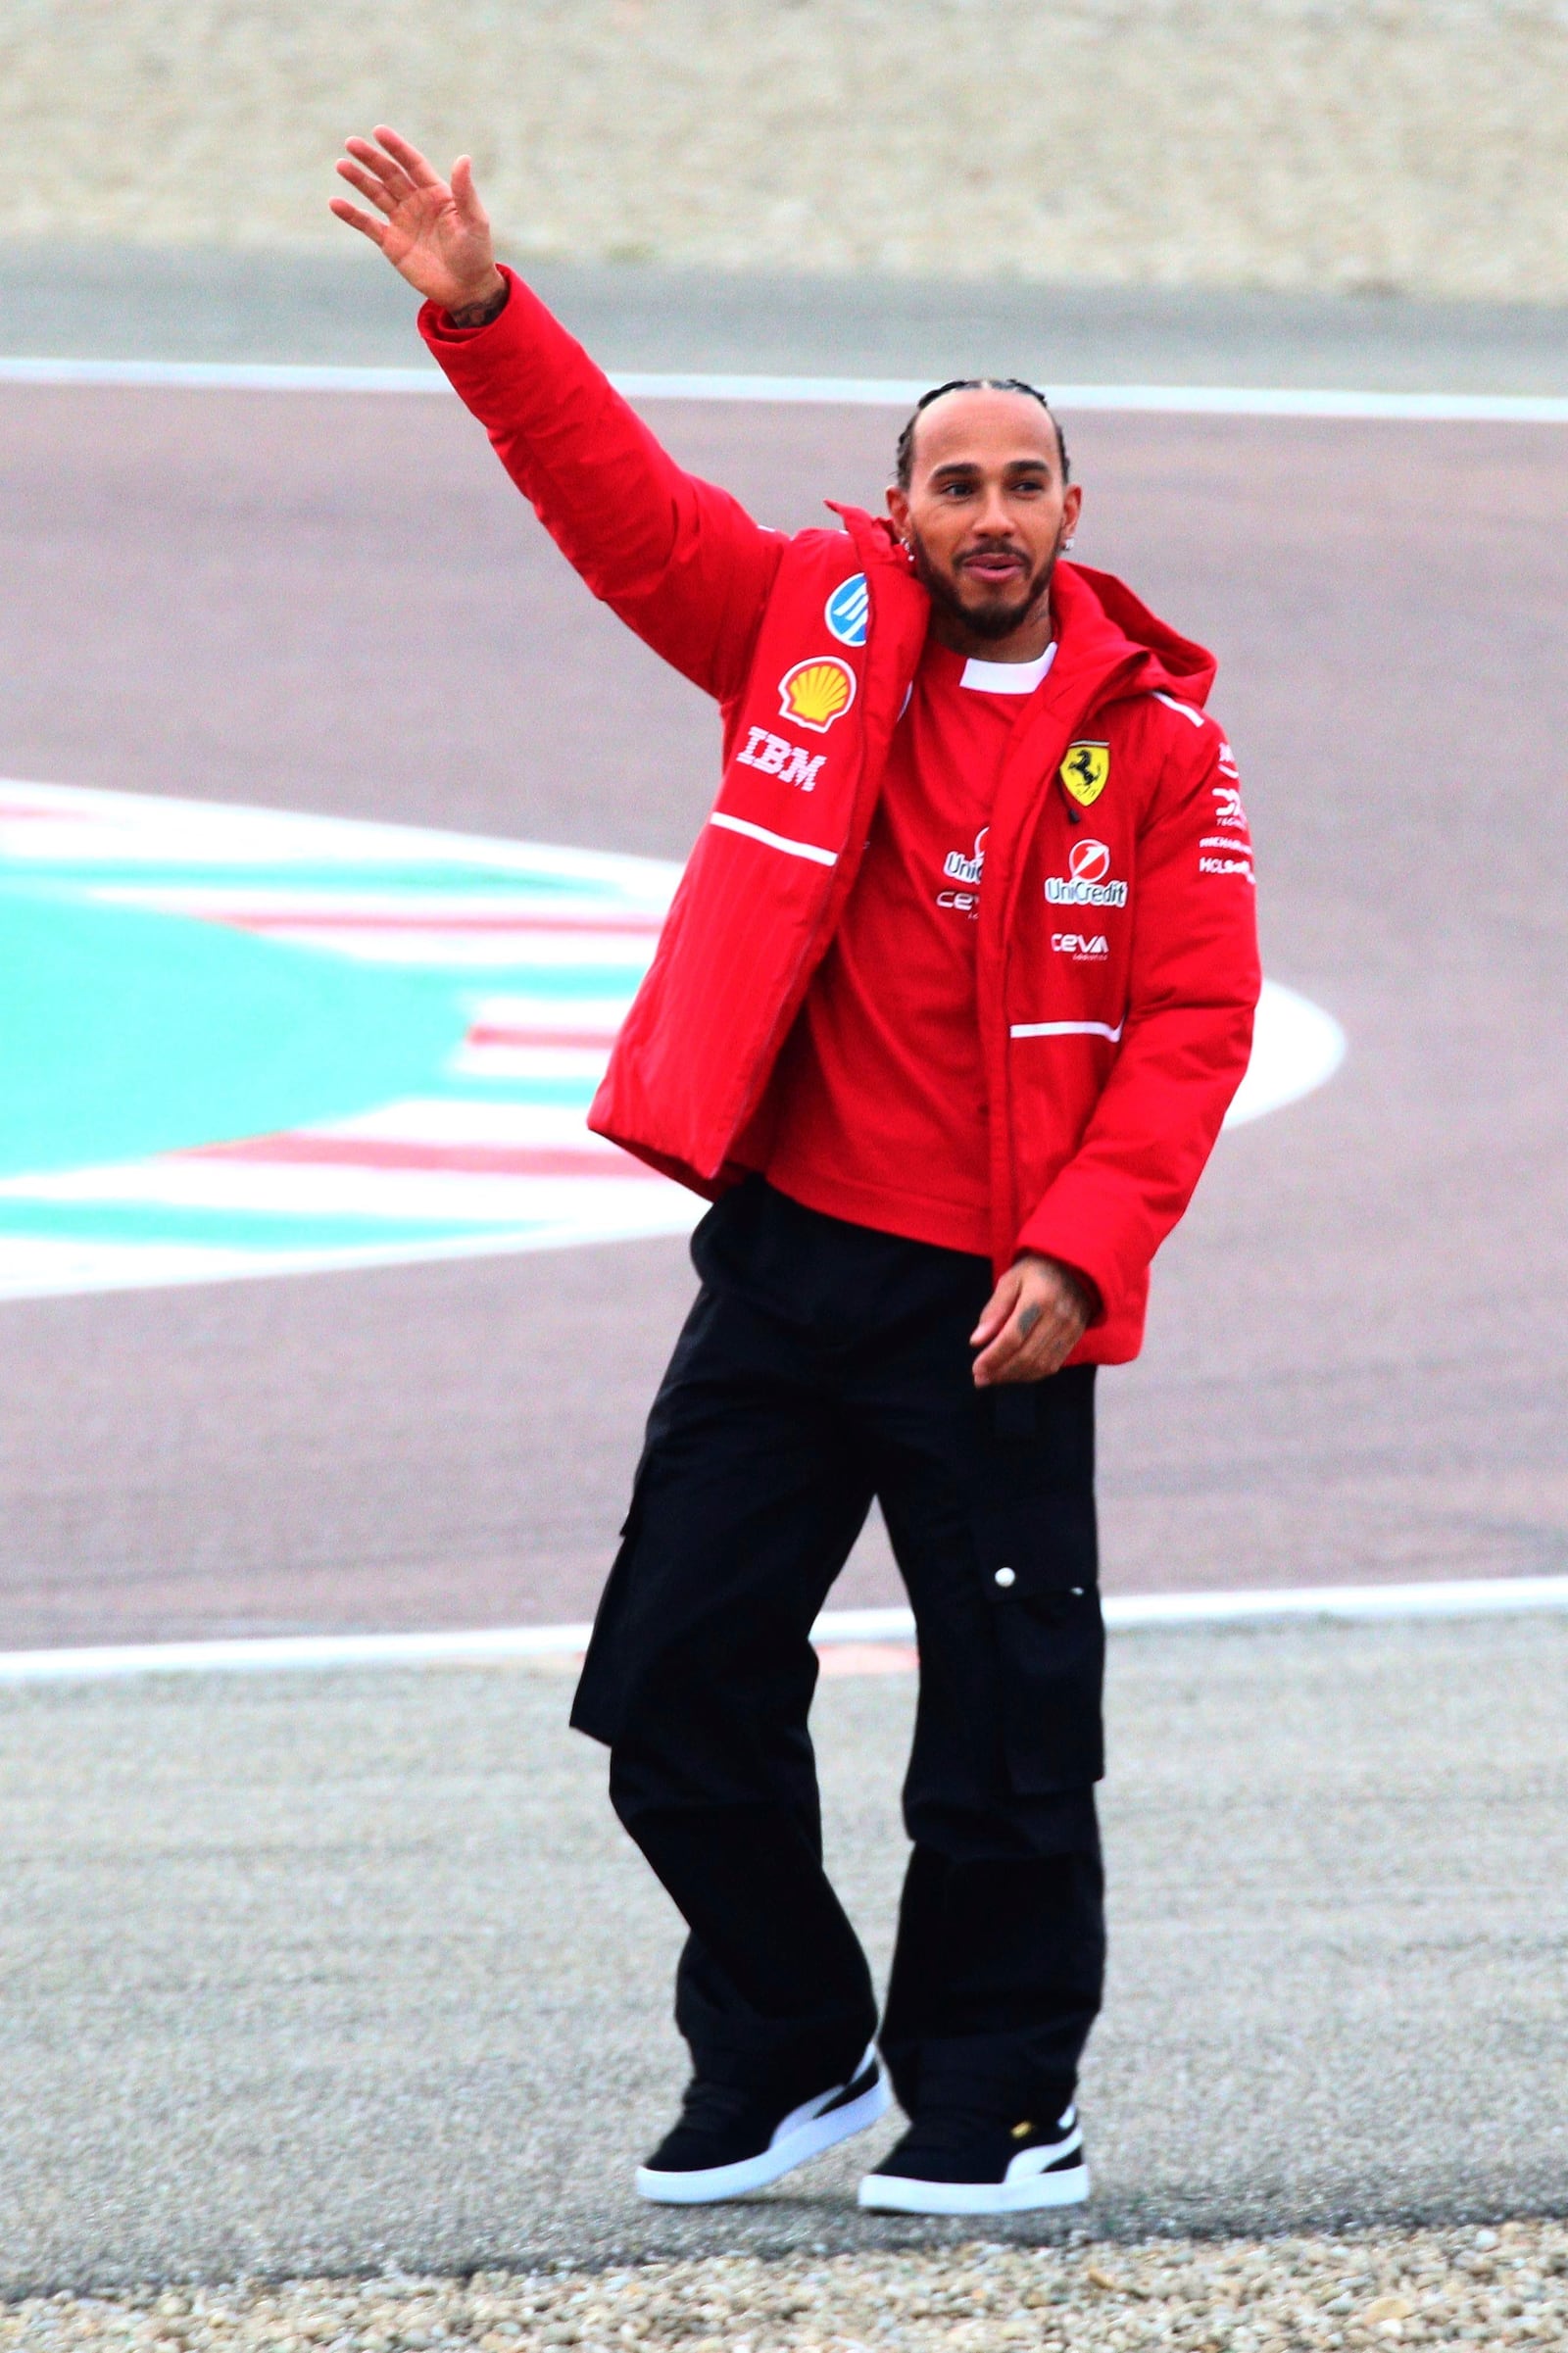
left=333, top=127, right=1260, bottom=2217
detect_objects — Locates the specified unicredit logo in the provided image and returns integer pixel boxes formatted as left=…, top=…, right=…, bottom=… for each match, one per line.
left=1046, top=837, right=1128, bottom=908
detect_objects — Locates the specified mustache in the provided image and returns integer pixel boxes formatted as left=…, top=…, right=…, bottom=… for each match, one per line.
left=905, top=524, right=1059, bottom=641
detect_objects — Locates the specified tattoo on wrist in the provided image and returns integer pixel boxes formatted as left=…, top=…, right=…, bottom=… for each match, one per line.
left=445, top=282, right=508, bottom=329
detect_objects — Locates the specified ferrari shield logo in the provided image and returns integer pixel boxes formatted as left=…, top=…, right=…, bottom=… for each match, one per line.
left=1059, top=742, right=1110, bottom=809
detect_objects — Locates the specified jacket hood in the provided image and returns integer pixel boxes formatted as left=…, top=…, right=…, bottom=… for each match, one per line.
left=840, top=508, right=1216, bottom=712
left=1056, top=560, right=1216, bottom=710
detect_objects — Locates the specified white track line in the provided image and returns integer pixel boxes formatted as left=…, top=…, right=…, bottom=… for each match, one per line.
left=3, top=1578, right=1566, bottom=1686
left=1, top=357, right=1565, bottom=423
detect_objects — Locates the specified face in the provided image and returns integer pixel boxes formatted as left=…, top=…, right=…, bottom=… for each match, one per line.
left=886, top=388, right=1083, bottom=647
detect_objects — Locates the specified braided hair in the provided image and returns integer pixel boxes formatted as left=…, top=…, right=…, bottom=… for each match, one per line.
left=893, top=376, right=1069, bottom=490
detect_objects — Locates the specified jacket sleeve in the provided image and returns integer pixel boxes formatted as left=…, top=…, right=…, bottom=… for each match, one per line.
left=1014, top=718, right=1262, bottom=1318
left=420, top=270, right=785, bottom=703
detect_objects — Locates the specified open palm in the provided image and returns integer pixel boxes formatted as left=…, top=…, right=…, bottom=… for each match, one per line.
left=330, top=126, right=502, bottom=314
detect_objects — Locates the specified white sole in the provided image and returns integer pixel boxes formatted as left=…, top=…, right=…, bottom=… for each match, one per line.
left=636, top=2072, right=892, bottom=2205
left=857, top=2158, right=1090, bottom=2215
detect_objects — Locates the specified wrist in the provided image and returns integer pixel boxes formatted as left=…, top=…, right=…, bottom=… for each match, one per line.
left=442, top=270, right=508, bottom=329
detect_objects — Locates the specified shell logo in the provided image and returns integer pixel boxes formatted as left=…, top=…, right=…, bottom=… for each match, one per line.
left=778, top=656, right=858, bottom=735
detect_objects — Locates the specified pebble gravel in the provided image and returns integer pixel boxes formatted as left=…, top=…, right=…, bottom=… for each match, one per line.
left=6, top=2223, right=1566, bottom=2352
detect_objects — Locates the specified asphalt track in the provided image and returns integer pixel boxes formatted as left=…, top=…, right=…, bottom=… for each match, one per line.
left=1, top=377, right=1565, bottom=1644
left=8, top=243, right=1568, bottom=391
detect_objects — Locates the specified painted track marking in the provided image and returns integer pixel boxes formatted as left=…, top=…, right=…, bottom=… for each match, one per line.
left=1, top=359, right=1566, bottom=423
left=0, top=777, right=1342, bottom=1301
left=3, top=1578, right=1566, bottom=1685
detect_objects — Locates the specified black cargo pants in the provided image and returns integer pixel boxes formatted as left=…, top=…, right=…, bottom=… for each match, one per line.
left=571, top=1178, right=1105, bottom=2123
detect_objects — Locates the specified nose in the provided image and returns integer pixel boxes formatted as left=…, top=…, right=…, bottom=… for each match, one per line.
left=973, top=487, right=1017, bottom=537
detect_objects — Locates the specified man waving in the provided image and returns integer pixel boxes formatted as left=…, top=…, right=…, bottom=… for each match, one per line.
left=334, top=129, right=1260, bottom=2217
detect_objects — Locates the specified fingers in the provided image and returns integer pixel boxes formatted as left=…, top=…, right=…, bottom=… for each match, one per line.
left=973, top=1306, right=1074, bottom=1385
left=328, top=196, right=388, bottom=247
left=342, top=134, right=410, bottom=191
left=972, top=1295, right=1036, bottom=1383
left=1011, top=1308, right=1081, bottom=1382
left=969, top=1269, right=1020, bottom=1348
left=972, top=1311, right=1034, bottom=1386
left=451, top=154, right=489, bottom=227
left=339, top=131, right=455, bottom=239
left=334, top=157, right=400, bottom=217
left=972, top=1278, right=1090, bottom=1386
left=372, top=123, right=444, bottom=187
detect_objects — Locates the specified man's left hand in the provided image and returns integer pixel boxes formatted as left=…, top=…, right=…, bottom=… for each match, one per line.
left=970, top=1252, right=1099, bottom=1387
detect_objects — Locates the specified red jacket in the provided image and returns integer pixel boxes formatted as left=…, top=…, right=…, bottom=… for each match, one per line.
left=423, top=272, right=1261, bottom=1363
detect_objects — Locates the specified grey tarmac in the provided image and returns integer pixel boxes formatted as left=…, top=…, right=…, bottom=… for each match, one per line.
left=2, top=1613, right=1566, bottom=2293
left=7, top=243, right=1568, bottom=390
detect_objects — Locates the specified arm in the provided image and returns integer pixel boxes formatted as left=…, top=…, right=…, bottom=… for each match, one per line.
left=331, top=128, right=782, bottom=701
left=1010, top=722, right=1262, bottom=1338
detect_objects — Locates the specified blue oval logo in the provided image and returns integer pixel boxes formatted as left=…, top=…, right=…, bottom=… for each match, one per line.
left=824, top=573, right=869, bottom=648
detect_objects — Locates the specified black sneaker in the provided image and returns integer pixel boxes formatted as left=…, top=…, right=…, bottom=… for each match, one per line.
left=857, top=2098, right=1088, bottom=2214
left=635, top=2041, right=890, bottom=2205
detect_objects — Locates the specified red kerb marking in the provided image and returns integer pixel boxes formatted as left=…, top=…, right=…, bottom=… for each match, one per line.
left=466, top=1025, right=618, bottom=1050
left=214, top=909, right=663, bottom=936
left=184, top=1135, right=651, bottom=1178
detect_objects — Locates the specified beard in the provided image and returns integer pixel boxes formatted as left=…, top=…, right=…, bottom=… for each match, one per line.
left=906, top=526, right=1060, bottom=642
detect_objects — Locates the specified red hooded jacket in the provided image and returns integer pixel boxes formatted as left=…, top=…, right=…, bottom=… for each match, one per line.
left=422, top=273, right=1261, bottom=1363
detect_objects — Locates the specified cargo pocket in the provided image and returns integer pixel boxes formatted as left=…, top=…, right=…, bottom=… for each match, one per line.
left=615, top=1463, right=649, bottom=1548
left=568, top=1458, right=656, bottom=1745
left=970, top=1491, right=1104, bottom=1793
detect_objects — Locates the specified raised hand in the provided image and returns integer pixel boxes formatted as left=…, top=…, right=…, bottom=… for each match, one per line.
left=330, top=126, right=504, bottom=317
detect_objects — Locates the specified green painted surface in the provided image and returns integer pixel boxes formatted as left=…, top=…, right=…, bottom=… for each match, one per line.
left=0, top=1200, right=528, bottom=1250
left=0, top=886, right=467, bottom=1178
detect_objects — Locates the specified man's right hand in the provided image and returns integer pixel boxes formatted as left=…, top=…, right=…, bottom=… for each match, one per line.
left=330, top=126, right=505, bottom=319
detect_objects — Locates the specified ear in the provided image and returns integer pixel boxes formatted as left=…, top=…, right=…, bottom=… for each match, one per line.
left=886, top=484, right=911, bottom=539
left=1062, top=483, right=1084, bottom=537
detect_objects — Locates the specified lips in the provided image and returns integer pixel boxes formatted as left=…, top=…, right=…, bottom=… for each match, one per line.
left=962, top=553, right=1026, bottom=587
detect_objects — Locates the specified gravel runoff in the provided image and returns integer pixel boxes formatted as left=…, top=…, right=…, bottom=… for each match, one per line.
left=3, top=1, right=1567, bottom=300
left=5, top=2224, right=1567, bottom=2351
